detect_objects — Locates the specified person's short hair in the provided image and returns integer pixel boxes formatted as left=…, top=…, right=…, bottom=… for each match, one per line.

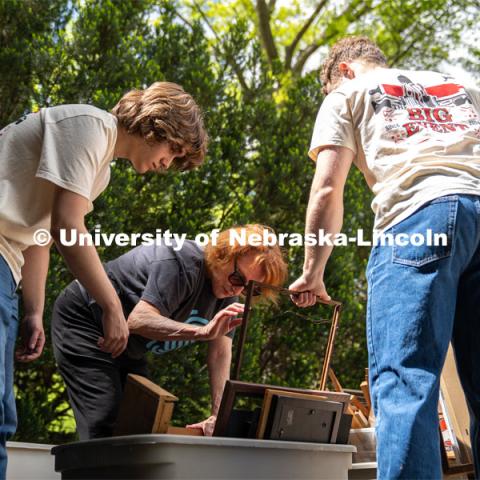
left=321, top=36, right=387, bottom=95
left=112, top=82, right=208, bottom=171
left=204, top=224, right=288, bottom=304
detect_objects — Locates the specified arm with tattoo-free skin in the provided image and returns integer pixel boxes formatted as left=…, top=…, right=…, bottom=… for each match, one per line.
left=128, top=300, right=240, bottom=436
left=186, top=335, right=232, bottom=436
left=127, top=300, right=244, bottom=341
left=207, top=335, right=232, bottom=416
left=290, top=146, right=354, bottom=307
left=16, top=245, right=50, bottom=362
left=51, top=188, right=129, bottom=358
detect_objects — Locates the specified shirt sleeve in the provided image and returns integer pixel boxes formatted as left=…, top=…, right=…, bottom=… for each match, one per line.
left=309, top=91, right=357, bottom=161
left=140, top=259, right=194, bottom=317
left=464, top=83, right=480, bottom=116
left=36, top=115, right=110, bottom=200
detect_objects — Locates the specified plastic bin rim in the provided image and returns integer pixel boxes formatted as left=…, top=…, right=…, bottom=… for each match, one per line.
left=51, top=434, right=356, bottom=455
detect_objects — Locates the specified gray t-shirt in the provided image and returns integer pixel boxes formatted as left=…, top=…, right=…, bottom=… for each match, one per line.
left=103, top=240, right=236, bottom=359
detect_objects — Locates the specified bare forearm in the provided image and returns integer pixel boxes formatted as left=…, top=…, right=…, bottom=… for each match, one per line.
left=302, top=146, right=353, bottom=278
left=51, top=187, right=128, bottom=356
left=21, top=245, right=50, bottom=315
left=128, top=311, right=204, bottom=342
left=52, top=223, right=121, bottom=311
left=208, top=340, right=232, bottom=416
left=303, top=186, right=344, bottom=278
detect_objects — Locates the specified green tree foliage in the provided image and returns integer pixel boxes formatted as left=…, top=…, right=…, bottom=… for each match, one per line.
left=455, top=5, right=480, bottom=80
left=1, top=0, right=477, bottom=442
left=0, top=0, right=71, bottom=123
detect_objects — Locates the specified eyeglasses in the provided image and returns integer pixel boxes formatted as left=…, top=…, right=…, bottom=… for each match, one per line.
left=228, top=257, right=262, bottom=296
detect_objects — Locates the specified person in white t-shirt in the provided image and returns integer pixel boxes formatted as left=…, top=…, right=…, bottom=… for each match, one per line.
left=0, top=81, right=207, bottom=477
left=289, top=36, right=480, bottom=479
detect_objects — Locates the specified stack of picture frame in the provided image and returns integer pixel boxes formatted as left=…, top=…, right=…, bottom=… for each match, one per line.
left=213, top=281, right=352, bottom=445
left=212, top=380, right=351, bottom=444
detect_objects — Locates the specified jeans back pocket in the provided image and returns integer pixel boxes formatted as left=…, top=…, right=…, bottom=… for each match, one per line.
left=391, top=195, right=458, bottom=267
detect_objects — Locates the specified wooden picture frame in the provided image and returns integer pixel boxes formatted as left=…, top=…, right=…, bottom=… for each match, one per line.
left=231, top=281, right=343, bottom=391
left=256, top=389, right=329, bottom=439
left=213, top=380, right=350, bottom=438
left=114, top=374, right=178, bottom=436
left=439, top=345, right=474, bottom=476
left=257, top=389, right=343, bottom=444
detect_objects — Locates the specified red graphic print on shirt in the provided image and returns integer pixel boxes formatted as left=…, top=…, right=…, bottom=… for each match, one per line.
left=368, top=75, right=480, bottom=142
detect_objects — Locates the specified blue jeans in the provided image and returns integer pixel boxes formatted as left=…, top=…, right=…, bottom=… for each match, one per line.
left=0, top=256, right=18, bottom=480
left=367, top=194, right=480, bottom=479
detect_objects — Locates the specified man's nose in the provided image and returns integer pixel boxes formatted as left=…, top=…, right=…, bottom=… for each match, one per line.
left=162, top=155, right=174, bottom=169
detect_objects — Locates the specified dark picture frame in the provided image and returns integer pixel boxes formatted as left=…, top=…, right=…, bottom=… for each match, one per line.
left=231, top=280, right=343, bottom=391
left=213, top=380, right=350, bottom=437
left=213, top=281, right=347, bottom=439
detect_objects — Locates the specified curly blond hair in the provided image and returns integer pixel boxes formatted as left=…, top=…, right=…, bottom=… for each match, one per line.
left=112, top=82, right=208, bottom=170
left=321, top=36, right=387, bottom=95
left=204, top=224, right=288, bottom=304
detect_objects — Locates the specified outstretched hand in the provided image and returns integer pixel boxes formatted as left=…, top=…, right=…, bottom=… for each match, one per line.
left=200, top=303, right=244, bottom=340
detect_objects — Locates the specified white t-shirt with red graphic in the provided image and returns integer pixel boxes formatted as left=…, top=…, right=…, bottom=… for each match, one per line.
left=309, top=68, right=480, bottom=232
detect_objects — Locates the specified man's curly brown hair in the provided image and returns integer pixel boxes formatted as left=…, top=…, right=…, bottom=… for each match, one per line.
left=321, top=36, right=387, bottom=95
left=112, top=82, right=208, bottom=171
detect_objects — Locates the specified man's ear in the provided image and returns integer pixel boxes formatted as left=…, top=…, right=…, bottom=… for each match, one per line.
left=338, top=61, right=355, bottom=80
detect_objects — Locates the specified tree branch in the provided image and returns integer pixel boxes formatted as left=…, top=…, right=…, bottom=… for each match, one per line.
left=389, top=4, right=450, bottom=66
left=174, top=9, right=195, bottom=31
left=267, top=0, right=277, bottom=14
left=389, top=32, right=425, bottom=66
left=292, top=0, right=374, bottom=75
left=292, top=40, right=324, bottom=75
left=284, top=0, right=329, bottom=70
left=255, top=0, right=279, bottom=65
left=190, top=1, right=251, bottom=95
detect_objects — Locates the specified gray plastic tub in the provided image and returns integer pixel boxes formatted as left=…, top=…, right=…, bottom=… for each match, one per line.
left=52, top=434, right=356, bottom=479
left=7, top=442, right=60, bottom=480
